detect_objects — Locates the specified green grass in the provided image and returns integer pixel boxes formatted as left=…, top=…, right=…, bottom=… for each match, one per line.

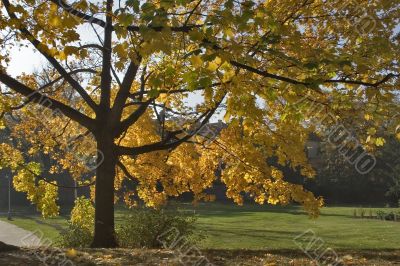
left=2, top=203, right=400, bottom=250
left=191, top=203, right=400, bottom=250
left=0, top=214, right=67, bottom=244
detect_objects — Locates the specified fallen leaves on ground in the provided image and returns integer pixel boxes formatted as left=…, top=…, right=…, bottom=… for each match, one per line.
left=0, top=248, right=399, bottom=265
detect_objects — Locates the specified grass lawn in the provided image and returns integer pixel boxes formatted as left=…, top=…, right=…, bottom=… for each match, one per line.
left=0, top=214, right=67, bottom=244
left=1, top=203, right=400, bottom=250
left=191, top=203, right=400, bottom=250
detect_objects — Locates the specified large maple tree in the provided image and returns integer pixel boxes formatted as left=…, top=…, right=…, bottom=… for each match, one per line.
left=0, top=0, right=399, bottom=247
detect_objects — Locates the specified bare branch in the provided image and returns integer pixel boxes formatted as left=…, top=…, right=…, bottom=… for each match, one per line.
left=115, top=97, right=154, bottom=137
left=130, top=82, right=221, bottom=98
left=325, top=73, right=399, bottom=88
left=116, top=160, right=136, bottom=181
left=39, top=68, right=97, bottom=91
left=117, top=94, right=225, bottom=155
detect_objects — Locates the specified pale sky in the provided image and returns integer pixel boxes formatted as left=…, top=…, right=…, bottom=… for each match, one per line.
left=7, top=24, right=99, bottom=76
left=8, top=46, right=44, bottom=76
left=5, top=34, right=215, bottom=120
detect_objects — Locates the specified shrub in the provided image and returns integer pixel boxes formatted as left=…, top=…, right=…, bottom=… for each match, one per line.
left=386, top=212, right=395, bottom=221
left=58, top=222, right=93, bottom=248
left=359, top=208, right=365, bottom=218
left=116, top=207, right=202, bottom=248
left=70, top=196, right=95, bottom=233
left=375, top=210, right=400, bottom=221
left=58, top=197, right=94, bottom=247
left=383, top=211, right=400, bottom=221
left=376, top=210, right=386, bottom=220
left=58, top=200, right=202, bottom=248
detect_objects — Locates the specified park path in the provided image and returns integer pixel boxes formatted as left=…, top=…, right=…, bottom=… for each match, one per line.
left=0, top=220, right=42, bottom=247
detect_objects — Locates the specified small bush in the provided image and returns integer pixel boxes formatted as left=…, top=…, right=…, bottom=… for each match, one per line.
left=58, top=197, right=94, bottom=247
left=375, top=210, right=400, bottom=221
left=359, top=208, right=365, bottom=218
left=117, top=207, right=202, bottom=248
left=387, top=212, right=395, bottom=221
left=70, top=196, right=95, bottom=232
left=376, top=210, right=386, bottom=220
left=58, top=199, right=202, bottom=248
left=58, top=222, right=93, bottom=248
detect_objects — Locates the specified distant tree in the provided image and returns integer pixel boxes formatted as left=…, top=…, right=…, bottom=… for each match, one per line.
left=312, top=134, right=400, bottom=205
left=373, top=137, right=400, bottom=205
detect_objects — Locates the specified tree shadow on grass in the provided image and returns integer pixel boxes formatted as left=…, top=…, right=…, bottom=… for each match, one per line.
left=202, top=227, right=301, bottom=242
left=7, top=213, right=68, bottom=233
left=193, top=205, right=304, bottom=216
left=191, top=204, right=353, bottom=219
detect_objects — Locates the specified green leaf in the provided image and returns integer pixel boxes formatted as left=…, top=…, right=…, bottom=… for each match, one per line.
left=119, top=13, right=134, bottom=27
left=126, top=0, right=140, bottom=12
left=199, top=77, right=212, bottom=87
left=367, top=128, right=376, bottom=135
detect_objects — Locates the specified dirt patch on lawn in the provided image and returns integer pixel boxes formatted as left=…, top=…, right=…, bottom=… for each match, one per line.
left=0, top=248, right=399, bottom=265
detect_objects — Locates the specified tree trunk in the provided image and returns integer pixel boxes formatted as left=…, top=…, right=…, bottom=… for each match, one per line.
left=91, top=135, right=118, bottom=248
left=0, top=241, right=19, bottom=252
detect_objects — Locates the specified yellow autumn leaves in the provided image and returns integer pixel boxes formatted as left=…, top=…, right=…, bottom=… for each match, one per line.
left=0, top=143, right=59, bottom=218
left=70, top=197, right=95, bottom=232
left=0, top=0, right=398, bottom=222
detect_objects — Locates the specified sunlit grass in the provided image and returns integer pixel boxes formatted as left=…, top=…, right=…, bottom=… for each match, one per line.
left=2, top=203, right=399, bottom=249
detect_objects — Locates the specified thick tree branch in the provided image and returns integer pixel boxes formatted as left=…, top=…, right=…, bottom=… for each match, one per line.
left=77, top=44, right=105, bottom=51
left=112, top=59, right=141, bottom=121
left=325, top=73, right=399, bottom=87
left=130, top=82, right=221, bottom=98
left=2, top=0, right=98, bottom=112
left=116, top=160, right=135, bottom=181
left=232, top=61, right=399, bottom=88
left=49, top=0, right=107, bottom=27
left=117, top=95, right=225, bottom=156
left=202, top=38, right=398, bottom=90
left=99, top=0, right=114, bottom=110
left=230, top=60, right=309, bottom=86
left=125, top=101, right=197, bottom=116
left=115, top=97, right=154, bottom=137
left=0, top=73, right=95, bottom=131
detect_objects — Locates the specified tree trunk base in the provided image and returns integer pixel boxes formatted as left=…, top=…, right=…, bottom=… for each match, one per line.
left=90, top=237, right=118, bottom=248
left=0, top=241, right=19, bottom=252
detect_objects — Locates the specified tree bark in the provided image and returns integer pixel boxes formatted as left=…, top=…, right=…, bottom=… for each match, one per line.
left=91, top=134, right=118, bottom=248
left=0, top=241, right=19, bottom=252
